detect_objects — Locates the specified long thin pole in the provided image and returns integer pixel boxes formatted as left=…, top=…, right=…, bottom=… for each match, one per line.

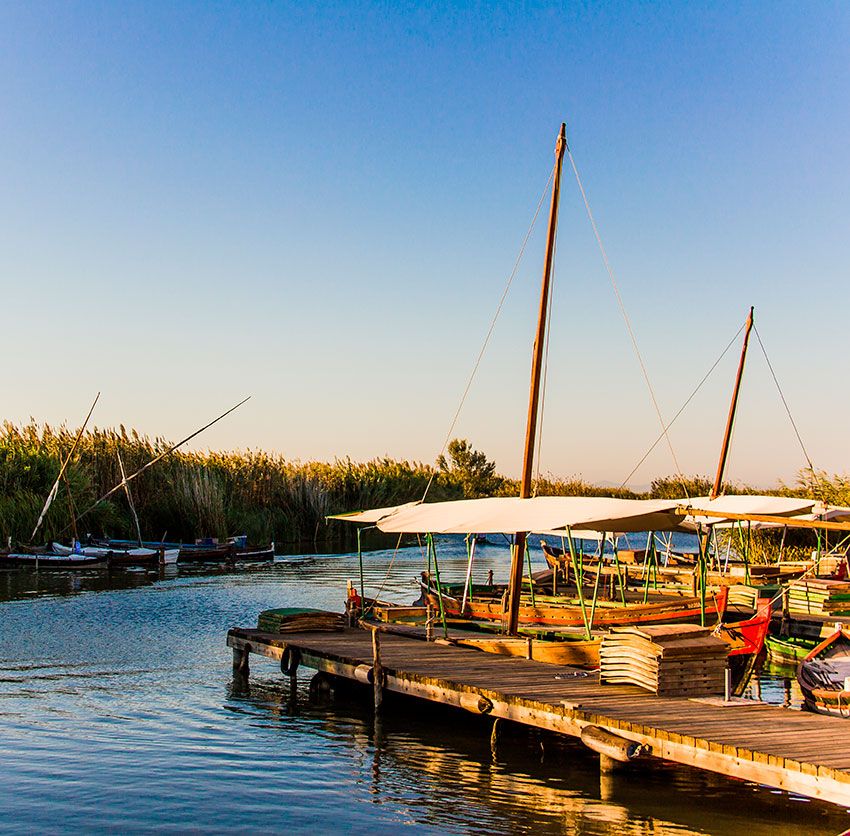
left=30, top=392, right=100, bottom=542
left=63, top=396, right=250, bottom=534
left=506, top=123, right=567, bottom=636
left=680, top=507, right=850, bottom=532
left=710, top=307, right=754, bottom=499
left=118, top=451, right=144, bottom=547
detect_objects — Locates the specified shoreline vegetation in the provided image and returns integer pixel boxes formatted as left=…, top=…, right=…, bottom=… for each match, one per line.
left=1, top=424, right=846, bottom=557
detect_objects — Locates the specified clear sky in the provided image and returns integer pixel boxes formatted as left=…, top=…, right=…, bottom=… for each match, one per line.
left=2, top=2, right=848, bottom=488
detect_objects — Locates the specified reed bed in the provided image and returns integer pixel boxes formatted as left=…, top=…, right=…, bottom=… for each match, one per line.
left=0, top=422, right=845, bottom=558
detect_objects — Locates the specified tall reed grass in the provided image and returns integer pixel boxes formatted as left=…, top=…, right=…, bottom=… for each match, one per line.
left=0, top=421, right=844, bottom=557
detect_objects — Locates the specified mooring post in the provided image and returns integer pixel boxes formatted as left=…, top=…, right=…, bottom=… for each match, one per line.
left=426, top=604, right=433, bottom=641
left=371, top=627, right=383, bottom=712
left=232, top=644, right=250, bottom=678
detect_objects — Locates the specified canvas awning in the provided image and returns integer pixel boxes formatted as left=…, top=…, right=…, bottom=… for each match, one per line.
left=350, top=496, right=685, bottom=535
left=327, top=501, right=419, bottom=525
left=678, top=495, right=818, bottom=529
left=811, top=504, right=850, bottom=524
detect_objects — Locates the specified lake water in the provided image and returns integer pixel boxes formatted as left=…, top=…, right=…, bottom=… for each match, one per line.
left=0, top=539, right=847, bottom=834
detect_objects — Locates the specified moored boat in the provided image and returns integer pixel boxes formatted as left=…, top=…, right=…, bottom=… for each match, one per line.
left=0, top=551, right=107, bottom=569
left=797, top=628, right=850, bottom=717
left=51, top=541, right=179, bottom=567
left=766, top=634, right=819, bottom=665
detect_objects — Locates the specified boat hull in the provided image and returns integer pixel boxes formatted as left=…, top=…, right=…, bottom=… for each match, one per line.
left=797, top=628, right=850, bottom=717
left=0, top=553, right=107, bottom=569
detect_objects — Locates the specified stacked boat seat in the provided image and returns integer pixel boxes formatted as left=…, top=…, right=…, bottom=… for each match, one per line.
left=599, top=624, right=728, bottom=696
left=257, top=608, right=346, bottom=633
left=787, top=580, right=850, bottom=617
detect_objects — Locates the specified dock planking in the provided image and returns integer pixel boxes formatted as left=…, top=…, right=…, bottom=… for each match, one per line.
left=227, top=625, right=850, bottom=808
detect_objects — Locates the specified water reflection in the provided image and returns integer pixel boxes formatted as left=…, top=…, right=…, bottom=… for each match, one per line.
left=238, top=672, right=846, bottom=835
left=0, top=539, right=847, bottom=834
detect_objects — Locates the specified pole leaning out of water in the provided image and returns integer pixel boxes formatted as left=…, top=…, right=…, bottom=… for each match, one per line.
left=506, top=123, right=567, bottom=636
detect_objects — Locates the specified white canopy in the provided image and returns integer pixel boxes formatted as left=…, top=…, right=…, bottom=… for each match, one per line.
left=363, top=496, right=684, bottom=535
left=811, top=504, right=850, bottom=524
left=327, top=502, right=419, bottom=524
left=679, top=494, right=818, bottom=529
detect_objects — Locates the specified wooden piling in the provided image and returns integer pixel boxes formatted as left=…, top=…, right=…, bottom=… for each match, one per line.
left=371, top=627, right=383, bottom=712
left=232, top=644, right=250, bottom=678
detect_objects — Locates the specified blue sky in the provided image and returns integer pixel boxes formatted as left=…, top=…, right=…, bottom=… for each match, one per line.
left=1, top=2, right=848, bottom=487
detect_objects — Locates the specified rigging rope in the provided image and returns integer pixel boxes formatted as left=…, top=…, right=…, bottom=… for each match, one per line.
left=618, top=321, right=746, bottom=489
left=566, top=144, right=687, bottom=493
left=422, top=168, right=555, bottom=501
left=752, top=323, right=818, bottom=479
left=368, top=532, right=406, bottom=608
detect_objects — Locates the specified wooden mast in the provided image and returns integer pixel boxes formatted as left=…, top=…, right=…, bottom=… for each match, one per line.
left=506, top=123, right=567, bottom=636
left=710, top=307, right=754, bottom=499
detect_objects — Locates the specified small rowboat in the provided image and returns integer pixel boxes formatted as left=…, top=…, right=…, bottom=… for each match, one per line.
left=765, top=634, right=819, bottom=665
left=797, top=628, right=850, bottom=717
left=51, top=543, right=179, bottom=567
left=0, top=551, right=107, bottom=569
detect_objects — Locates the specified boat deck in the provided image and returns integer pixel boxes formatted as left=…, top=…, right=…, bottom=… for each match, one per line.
left=227, top=626, right=850, bottom=808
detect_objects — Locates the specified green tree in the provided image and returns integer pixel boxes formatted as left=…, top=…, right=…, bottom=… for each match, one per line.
left=436, top=439, right=502, bottom=498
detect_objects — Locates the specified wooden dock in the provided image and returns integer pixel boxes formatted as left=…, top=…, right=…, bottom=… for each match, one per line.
left=227, top=625, right=850, bottom=808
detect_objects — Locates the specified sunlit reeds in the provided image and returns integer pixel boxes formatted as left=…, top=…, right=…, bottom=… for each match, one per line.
left=0, top=421, right=845, bottom=558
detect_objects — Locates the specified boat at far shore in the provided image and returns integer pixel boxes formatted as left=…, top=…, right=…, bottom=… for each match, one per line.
left=94, top=536, right=275, bottom=563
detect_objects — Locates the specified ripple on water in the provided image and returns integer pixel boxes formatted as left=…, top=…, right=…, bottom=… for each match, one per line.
left=0, top=542, right=848, bottom=834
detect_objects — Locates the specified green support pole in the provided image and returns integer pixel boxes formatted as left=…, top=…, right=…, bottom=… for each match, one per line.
left=587, top=551, right=604, bottom=632
left=642, top=532, right=656, bottom=604
left=609, top=533, right=626, bottom=605
left=697, top=526, right=707, bottom=626
left=357, top=527, right=365, bottom=619
left=428, top=533, right=448, bottom=638
left=566, top=527, right=591, bottom=639
left=525, top=541, right=536, bottom=607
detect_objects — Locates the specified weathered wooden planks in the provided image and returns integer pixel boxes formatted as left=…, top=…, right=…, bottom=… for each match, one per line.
left=227, top=626, right=850, bottom=806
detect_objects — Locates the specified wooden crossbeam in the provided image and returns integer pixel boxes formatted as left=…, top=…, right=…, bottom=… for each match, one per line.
left=679, top=507, right=850, bottom=533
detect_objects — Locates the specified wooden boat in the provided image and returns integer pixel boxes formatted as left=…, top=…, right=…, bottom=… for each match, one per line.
left=107, top=547, right=179, bottom=567
left=797, top=628, right=850, bottom=717
left=362, top=588, right=762, bottom=685
left=418, top=575, right=729, bottom=629
left=0, top=551, right=107, bottom=569
left=52, top=541, right=179, bottom=567
left=766, top=634, right=819, bottom=665
left=716, top=604, right=771, bottom=696
left=177, top=541, right=274, bottom=563
left=358, top=602, right=603, bottom=667
left=95, top=537, right=274, bottom=563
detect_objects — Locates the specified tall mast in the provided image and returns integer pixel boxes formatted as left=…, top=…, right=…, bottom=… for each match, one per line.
left=710, top=306, right=754, bottom=500
left=506, top=123, right=567, bottom=636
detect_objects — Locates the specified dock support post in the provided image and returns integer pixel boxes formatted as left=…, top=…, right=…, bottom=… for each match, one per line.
left=233, top=644, right=250, bottom=678
left=490, top=717, right=502, bottom=760
left=599, top=756, right=616, bottom=801
left=371, top=627, right=383, bottom=712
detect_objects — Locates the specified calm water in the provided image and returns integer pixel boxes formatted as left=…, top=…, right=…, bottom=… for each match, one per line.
left=0, top=539, right=847, bottom=834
